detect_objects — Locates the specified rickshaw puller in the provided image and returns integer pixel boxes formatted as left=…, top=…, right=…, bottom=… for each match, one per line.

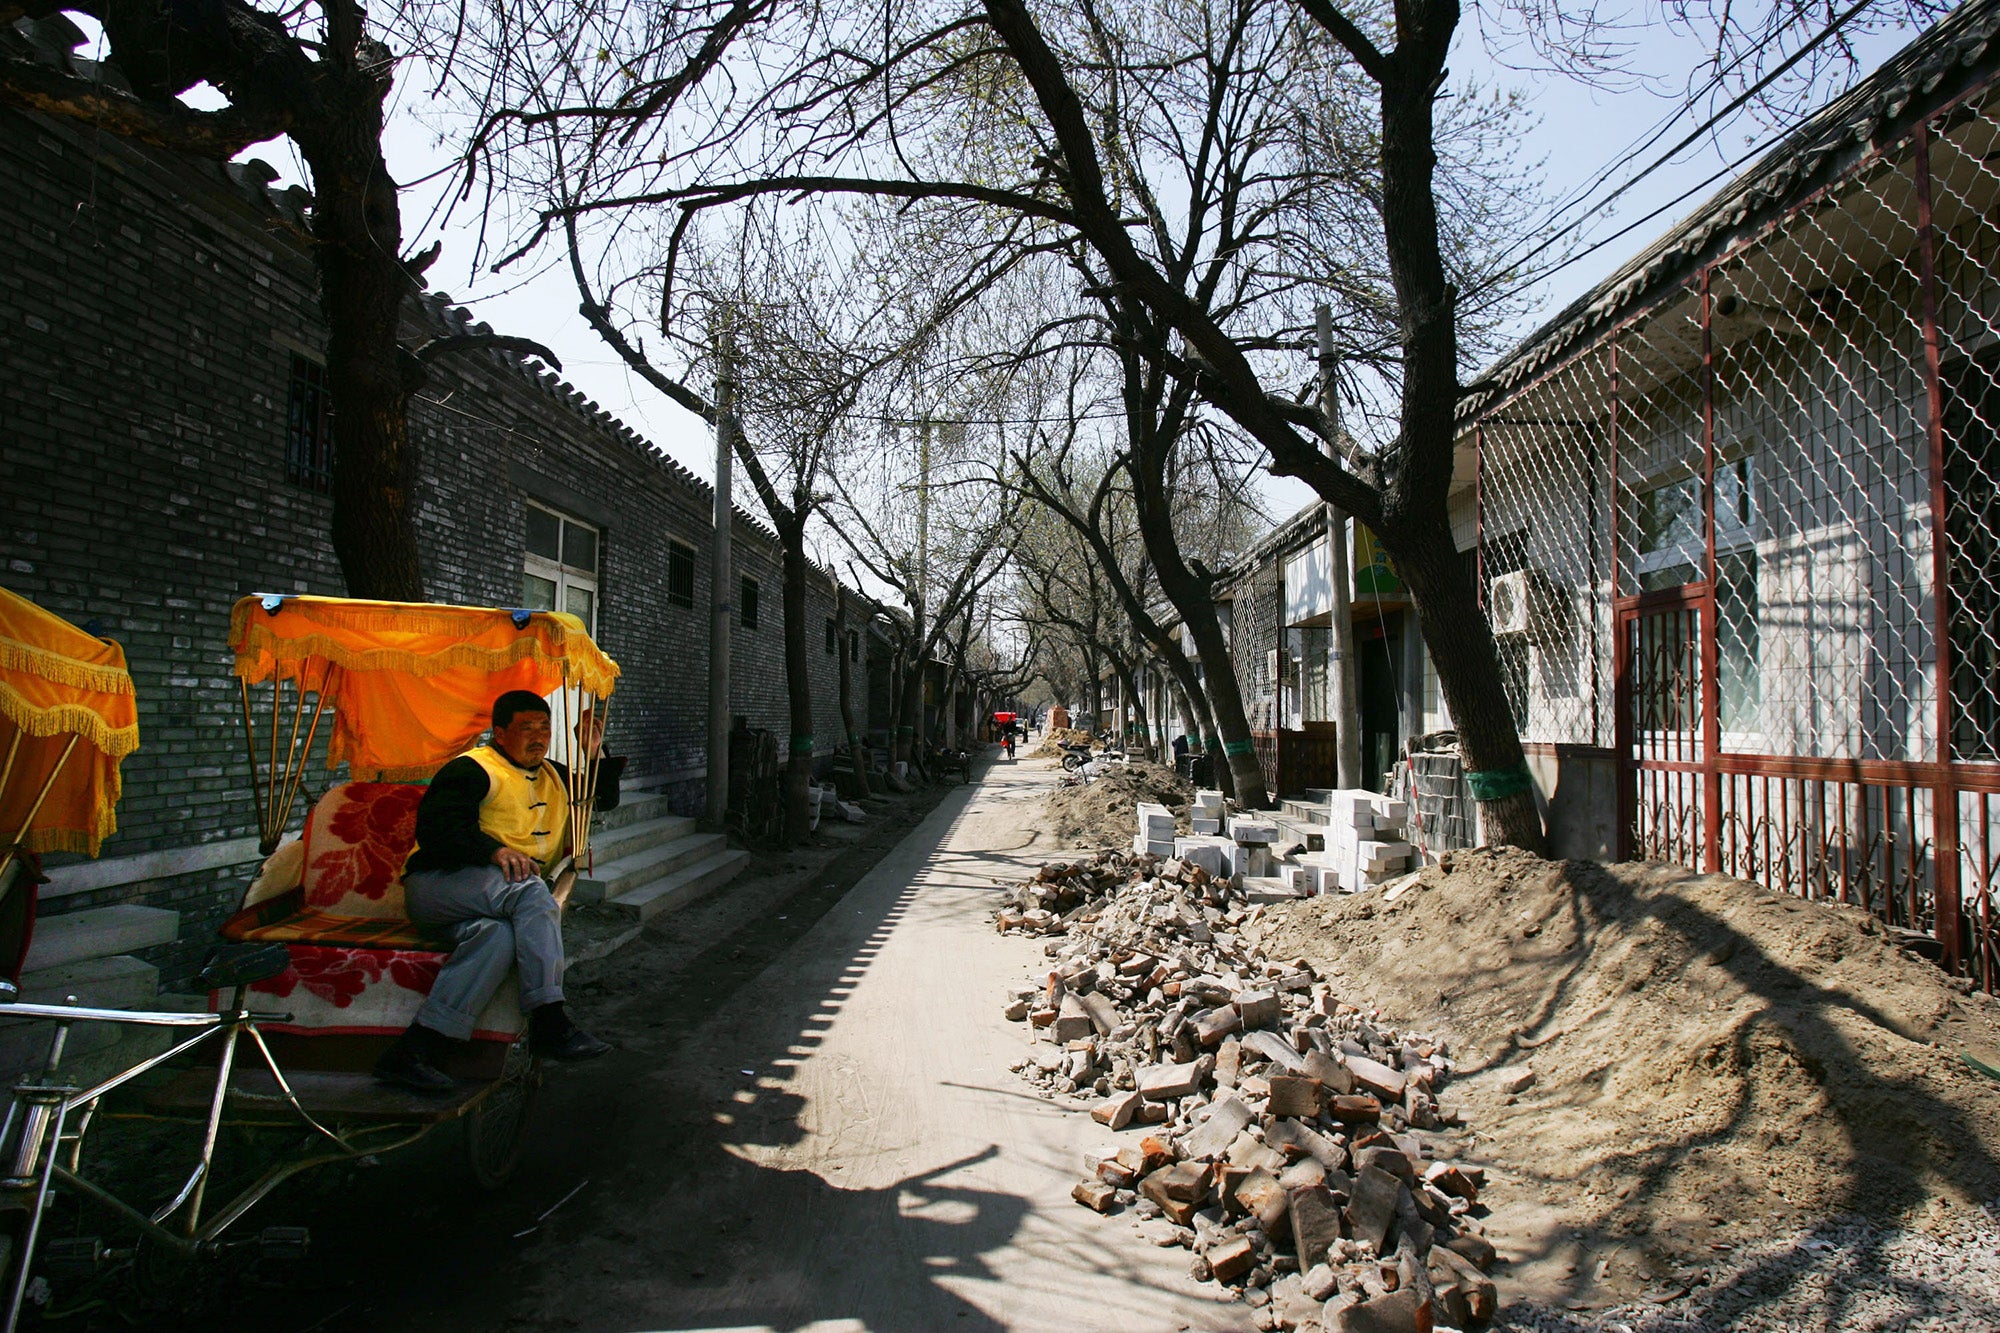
left=376, top=690, right=625, bottom=1094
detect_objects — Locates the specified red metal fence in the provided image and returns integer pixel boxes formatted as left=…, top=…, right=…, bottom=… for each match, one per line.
left=1469, top=81, right=2000, bottom=987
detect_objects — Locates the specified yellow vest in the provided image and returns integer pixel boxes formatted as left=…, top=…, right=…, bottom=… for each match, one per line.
left=462, top=745, right=570, bottom=869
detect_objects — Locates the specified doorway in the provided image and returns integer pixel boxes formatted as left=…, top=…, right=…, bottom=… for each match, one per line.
left=1358, top=613, right=1404, bottom=792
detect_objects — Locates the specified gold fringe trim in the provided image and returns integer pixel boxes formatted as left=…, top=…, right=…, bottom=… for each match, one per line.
left=0, top=637, right=134, bottom=696
left=234, top=630, right=619, bottom=697
left=0, top=685, right=140, bottom=758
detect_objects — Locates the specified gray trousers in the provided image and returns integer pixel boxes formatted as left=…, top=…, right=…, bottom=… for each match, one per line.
left=402, top=865, right=565, bottom=1040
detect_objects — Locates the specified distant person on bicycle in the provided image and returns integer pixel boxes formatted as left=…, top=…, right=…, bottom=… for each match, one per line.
left=376, top=690, right=624, bottom=1094
left=1001, top=724, right=1016, bottom=760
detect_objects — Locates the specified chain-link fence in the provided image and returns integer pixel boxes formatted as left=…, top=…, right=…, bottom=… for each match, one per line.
left=1465, top=75, right=2000, bottom=986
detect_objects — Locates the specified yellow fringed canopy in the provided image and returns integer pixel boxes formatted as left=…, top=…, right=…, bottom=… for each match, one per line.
left=0, top=586, right=140, bottom=856
left=229, top=595, right=621, bottom=780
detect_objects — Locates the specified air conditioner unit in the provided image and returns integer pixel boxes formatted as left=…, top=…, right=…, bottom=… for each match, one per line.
left=1489, top=568, right=1564, bottom=638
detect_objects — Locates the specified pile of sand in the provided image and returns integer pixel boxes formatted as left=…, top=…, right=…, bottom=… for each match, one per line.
left=1042, top=761, right=1191, bottom=848
left=1256, top=848, right=2000, bottom=1306
left=1029, top=727, right=1097, bottom=759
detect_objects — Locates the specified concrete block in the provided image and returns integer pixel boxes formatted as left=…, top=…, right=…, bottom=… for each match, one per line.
left=1228, top=817, right=1279, bottom=844
left=1180, top=1094, right=1253, bottom=1161
left=1206, top=1234, right=1256, bottom=1282
left=1266, top=1074, right=1323, bottom=1119
left=1234, top=990, right=1280, bottom=1029
left=1288, top=1183, right=1343, bottom=1269
left=1073, top=1179, right=1117, bottom=1213
left=1138, top=1058, right=1206, bottom=1101
left=1091, top=1089, right=1144, bottom=1130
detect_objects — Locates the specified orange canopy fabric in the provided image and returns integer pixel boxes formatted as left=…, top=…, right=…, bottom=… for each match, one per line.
left=0, top=586, right=139, bottom=856
left=229, top=596, right=621, bottom=781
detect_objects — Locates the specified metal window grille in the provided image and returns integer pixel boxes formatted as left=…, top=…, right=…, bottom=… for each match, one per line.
left=667, top=542, right=696, bottom=608
left=1467, top=83, right=2000, bottom=988
left=284, top=353, right=332, bottom=493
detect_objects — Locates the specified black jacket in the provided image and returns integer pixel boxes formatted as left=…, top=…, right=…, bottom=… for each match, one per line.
left=405, top=751, right=625, bottom=875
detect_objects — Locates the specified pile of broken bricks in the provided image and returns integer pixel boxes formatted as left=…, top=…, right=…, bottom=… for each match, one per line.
left=998, top=853, right=1499, bottom=1333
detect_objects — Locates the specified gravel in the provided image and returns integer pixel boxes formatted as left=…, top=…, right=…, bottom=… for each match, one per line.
left=1494, top=1200, right=2000, bottom=1332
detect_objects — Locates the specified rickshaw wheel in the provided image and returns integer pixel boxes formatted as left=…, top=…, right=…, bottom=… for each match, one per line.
left=464, top=1037, right=538, bottom=1191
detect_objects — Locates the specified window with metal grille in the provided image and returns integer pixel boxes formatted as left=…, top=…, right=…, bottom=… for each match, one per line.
left=521, top=503, right=599, bottom=632
left=1944, top=349, right=2000, bottom=760
left=667, top=541, right=695, bottom=609
left=741, top=576, right=759, bottom=630
left=284, top=353, right=333, bottom=492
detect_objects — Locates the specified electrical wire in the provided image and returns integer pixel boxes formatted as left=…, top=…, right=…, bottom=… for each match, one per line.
left=1481, top=0, right=1886, bottom=301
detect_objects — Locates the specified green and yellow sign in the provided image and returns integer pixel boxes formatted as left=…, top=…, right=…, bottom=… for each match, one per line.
left=1355, top=526, right=1402, bottom=596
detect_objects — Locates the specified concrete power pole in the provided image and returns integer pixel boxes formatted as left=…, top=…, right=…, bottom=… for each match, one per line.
left=1319, top=305, right=1361, bottom=790
left=917, top=419, right=932, bottom=747
left=706, top=327, right=736, bottom=823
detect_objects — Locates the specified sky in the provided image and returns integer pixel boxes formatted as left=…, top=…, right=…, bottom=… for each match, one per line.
left=201, top=2, right=1936, bottom=532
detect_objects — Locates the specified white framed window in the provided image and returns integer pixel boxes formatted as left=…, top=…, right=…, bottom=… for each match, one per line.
left=522, top=502, right=600, bottom=633
left=1634, top=452, right=1761, bottom=736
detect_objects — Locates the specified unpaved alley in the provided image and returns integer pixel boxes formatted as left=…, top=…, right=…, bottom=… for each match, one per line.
left=233, top=758, right=1249, bottom=1333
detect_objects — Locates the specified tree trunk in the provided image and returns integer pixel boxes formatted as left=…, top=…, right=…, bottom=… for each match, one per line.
left=1108, top=649, right=1148, bottom=757
left=835, top=589, right=871, bottom=796
left=298, top=75, right=426, bottom=601
left=779, top=522, right=814, bottom=845
left=1390, top=520, right=1547, bottom=853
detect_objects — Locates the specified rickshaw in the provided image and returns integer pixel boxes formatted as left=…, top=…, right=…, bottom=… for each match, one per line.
left=0, top=594, right=617, bottom=1329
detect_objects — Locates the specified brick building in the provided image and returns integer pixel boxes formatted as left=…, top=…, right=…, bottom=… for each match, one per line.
left=0, top=85, right=893, bottom=985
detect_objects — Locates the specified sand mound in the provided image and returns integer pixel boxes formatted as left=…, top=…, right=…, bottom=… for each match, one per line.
left=1029, top=727, right=1095, bottom=759
left=1042, top=761, right=1191, bottom=848
left=1257, top=848, right=2000, bottom=1305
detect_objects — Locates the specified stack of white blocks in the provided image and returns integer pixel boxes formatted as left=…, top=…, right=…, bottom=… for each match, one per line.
left=1302, top=789, right=1415, bottom=894
left=1190, top=789, right=1224, bottom=836
left=1133, top=802, right=1178, bottom=858
left=1228, top=814, right=1280, bottom=881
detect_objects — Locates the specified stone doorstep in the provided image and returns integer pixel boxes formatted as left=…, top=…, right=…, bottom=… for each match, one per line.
left=23, top=905, right=179, bottom=974
left=590, top=788, right=674, bottom=834
left=587, top=812, right=700, bottom=862
left=573, top=831, right=731, bottom=902
left=591, top=848, right=750, bottom=923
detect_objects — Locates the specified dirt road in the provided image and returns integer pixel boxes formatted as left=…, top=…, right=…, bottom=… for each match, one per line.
left=255, top=758, right=1248, bottom=1333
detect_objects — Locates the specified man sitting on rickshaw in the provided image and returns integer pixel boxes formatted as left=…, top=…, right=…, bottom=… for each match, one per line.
left=375, top=690, right=624, bottom=1094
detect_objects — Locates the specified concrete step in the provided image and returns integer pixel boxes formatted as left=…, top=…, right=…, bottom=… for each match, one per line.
left=593, top=789, right=673, bottom=833
left=24, top=993, right=207, bottom=1090
left=19, top=954, right=159, bottom=1010
left=1280, top=799, right=1328, bottom=825
left=1272, top=815, right=1325, bottom=854
left=572, top=832, right=730, bottom=904
left=589, top=813, right=698, bottom=863
left=0, top=985, right=200, bottom=1081
left=23, top=905, right=179, bottom=973
left=601, top=849, right=750, bottom=923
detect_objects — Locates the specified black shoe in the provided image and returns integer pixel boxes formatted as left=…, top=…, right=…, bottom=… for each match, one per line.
left=539, top=1022, right=612, bottom=1062
left=374, top=1027, right=457, bottom=1096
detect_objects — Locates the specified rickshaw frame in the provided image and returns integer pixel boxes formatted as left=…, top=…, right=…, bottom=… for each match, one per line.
left=0, top=594, right=618, bottom=1330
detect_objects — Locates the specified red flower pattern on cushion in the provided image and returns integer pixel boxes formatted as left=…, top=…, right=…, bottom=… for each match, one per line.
left=305, top=784, right=424, bottom=908
left=253, top=948, right=443, bottom=1008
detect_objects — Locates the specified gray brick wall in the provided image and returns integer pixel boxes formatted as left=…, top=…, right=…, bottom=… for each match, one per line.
left=0, top=107, right=884, bottom=986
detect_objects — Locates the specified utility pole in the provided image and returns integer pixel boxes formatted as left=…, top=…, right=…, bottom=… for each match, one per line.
left=706, top=323, right=736, bottom=824
left=1320, top=305, right=1361, bottom=790
left=916, top=418, right=932, bottom=745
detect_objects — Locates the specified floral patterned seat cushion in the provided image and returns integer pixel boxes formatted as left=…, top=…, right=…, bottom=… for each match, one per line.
left=217, top=782, right=523, bottom=1041
left=303, top=781, right=424, bottom=918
